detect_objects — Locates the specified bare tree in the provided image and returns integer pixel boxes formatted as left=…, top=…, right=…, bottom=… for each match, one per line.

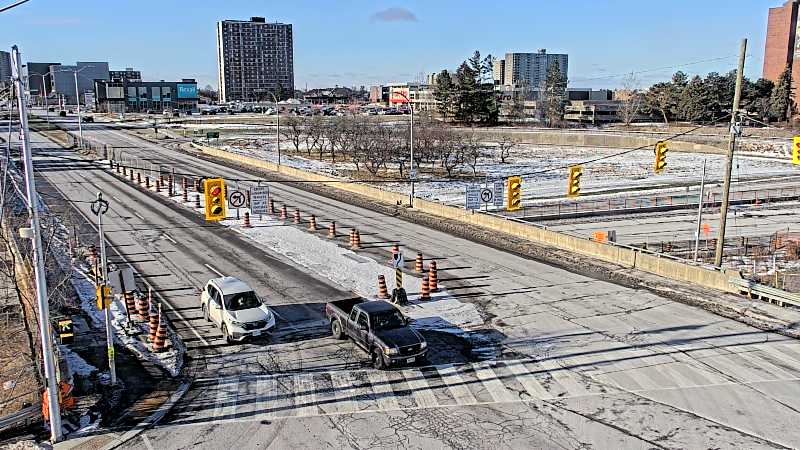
left=496, top=135, right=516, bottom=163
left=618, top=72, right=643, bottom=127
left=463, top=131, right=482, bottom=177
left=280, top=115, right=305, bottom=152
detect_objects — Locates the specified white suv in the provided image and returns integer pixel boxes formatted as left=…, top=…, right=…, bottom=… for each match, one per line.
left=200, top=277, right=276, bottom=343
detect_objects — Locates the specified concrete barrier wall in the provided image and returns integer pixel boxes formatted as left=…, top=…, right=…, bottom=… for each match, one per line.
left=191, top=142, right=738, bottom=293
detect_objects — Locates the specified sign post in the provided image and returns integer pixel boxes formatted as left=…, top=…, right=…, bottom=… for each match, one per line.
left=465, top=185, right=480, bottom=210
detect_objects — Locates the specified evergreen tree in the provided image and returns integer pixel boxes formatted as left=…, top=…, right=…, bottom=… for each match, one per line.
left=544, top=60, right=567, bottom=126
left=454, top=62, right=479, bottom=123
left=433, top=70, right=455, bottom=121
left=769, top=65, right=793, bottom=121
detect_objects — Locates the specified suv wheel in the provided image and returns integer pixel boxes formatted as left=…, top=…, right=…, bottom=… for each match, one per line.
left=221, top=324, right=233, bottom=344
left=202, top=304, right=209, bottom=322
left=372, top=348, right=386, bottom=370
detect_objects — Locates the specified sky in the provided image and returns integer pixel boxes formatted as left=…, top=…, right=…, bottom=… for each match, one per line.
left=0, top=0, right=782, bottom=91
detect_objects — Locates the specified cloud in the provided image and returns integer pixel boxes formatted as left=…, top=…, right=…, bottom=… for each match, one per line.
left=369, top=7, right=418, bottom=22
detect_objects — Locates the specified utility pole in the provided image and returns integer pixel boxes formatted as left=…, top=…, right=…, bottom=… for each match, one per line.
left=714, top=38, right=747, bottom=267
left=693, top=158, right=707, bottom=262
left=73, top=71, right=83, bottom=148
left=11, top=45, right=63, bottom=443
left=91, top=193, right=116, bottom=384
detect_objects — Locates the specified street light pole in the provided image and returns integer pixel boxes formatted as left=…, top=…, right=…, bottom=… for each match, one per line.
left=394, top=90, right=414, bottom=206
left=11, top=45, right=63, bottom=444
left=693, top=158, right=707, bottom=262
left=73, top=71, right=83, bottom=148
left=267, top=92, right=280, bottom=165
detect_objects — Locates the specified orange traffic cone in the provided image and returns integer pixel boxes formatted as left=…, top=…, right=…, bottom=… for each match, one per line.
left=328, top=222, right=336, bottom=239
left=308, top=215, right=317, bottom=231
left=428, top=261, right=438, bottom=292
left=153, top=305, right=167, bottom=352
left=244, top=211, right=252, bottom=228
left=420, top=275, right=431, bottom=300
left=415, top=253, right=423, bottom=272
left=293, top=208, right=301, bottom=224
left=377, top=275, right=389, bottom=299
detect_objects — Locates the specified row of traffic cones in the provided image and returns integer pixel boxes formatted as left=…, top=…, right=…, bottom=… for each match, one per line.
left=376, top=259, right=438, bottom=301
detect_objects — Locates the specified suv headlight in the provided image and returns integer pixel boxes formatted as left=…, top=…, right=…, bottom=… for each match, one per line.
left=230, top=320, right=245, bottom=328
left=420, top=342, right=427, bottom=350
left=384, top=348, right=399, bottom=356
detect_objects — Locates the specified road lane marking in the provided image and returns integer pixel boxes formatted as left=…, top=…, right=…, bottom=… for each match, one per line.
left=473, top=363, right=516, bottom=403
left=437, top=364, right=479, bottom=405
left=401, top=368, right=439, bottom=408
left=212, top=376, right=239, bottom=424
left=133, top=211, right=145, bottom=221
left=366, top=370, right=401, bottom=411
left=293, top=374, right=318, bottom=417
left=204, top=263, right=224, bottom=277
left=163, top=233, right=177, bottom=244
left=255, top=376, right=276, bottom=420
left=505, top=361, right=549, bottom=399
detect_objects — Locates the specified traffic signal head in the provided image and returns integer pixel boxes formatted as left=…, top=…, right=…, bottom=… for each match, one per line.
left=567, top=165, right=582, bottom=197
left=96, top=285, right=112, bottom=310
left=204, top=178, right=227, bottom=221
left=506, top=176, right=522, bottom=211
left=793, top=136, right=800, bottom=165
left=654, top=141, right=668, bottom=173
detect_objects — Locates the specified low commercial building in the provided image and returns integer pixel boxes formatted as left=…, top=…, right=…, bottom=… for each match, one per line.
left=303, top=87, right=367, bottom=105
left=51, top=61, right=109, bottom=105
left=94, top=78, right=198, bottom=113
left=373, top=83, right=438, bottom=112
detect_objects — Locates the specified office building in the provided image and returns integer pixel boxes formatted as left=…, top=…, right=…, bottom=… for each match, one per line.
left=51, top=61, right=109, bottom=104
left=216, top=16, right=294, bottom=103
left=499, top=49, right=568, bottom=88
left=0, top=51, right=11, bottom=84
left=25, top=62, right=60, bottom=96
left=763, top=0, right=800, bottom=106
left=94, top=78, right=198, bottom=113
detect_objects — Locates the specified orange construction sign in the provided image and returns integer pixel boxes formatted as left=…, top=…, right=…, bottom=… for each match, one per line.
left=42, top=381, right=75, bottom=421
left=592, top=230, right=608, bottom=242
left=702, top=222, right=711, bottom=236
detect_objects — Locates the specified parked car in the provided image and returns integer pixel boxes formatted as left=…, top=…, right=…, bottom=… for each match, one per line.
left=146, top=109, right=156, bottom=115
left=47, top=107, right=55, bottom=112
left=325, top=298, right=427, bottom=369
left=58, top=110, right=67, bottom=117
left=200, top=276, right=276, bottom=343
left=81, top=115, right=94, bottom=123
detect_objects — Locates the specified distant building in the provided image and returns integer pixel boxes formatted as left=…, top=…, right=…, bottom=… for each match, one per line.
left=0, top=51, right=11, bottom=84
left=51, top=61, right=109, bottom=105
left=303, top=87, right=366, bottom=105
left=94, top=78, right=198, bottom=113
left=216, top=16, right=294, bottom=103
left=500, top=49, right=568, bottom=89
left=109, top=68, right=142, bottom=83
left=763, top=0, right=800, bottom=107
left=25, top=62, right=60, bottom=96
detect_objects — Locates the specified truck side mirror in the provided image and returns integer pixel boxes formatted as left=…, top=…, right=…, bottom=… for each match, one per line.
left=359, top=323, right=367, bottom=331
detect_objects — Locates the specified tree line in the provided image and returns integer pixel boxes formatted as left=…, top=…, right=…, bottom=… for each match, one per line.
left=280, top=115, right=517, bottom=178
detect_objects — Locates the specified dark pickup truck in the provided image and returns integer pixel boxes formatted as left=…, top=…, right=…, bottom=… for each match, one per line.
left=325, top=298, right=427, bottom=369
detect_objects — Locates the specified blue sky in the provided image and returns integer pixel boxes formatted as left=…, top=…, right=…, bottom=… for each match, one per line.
left=0, top=0, right=780, bottom=90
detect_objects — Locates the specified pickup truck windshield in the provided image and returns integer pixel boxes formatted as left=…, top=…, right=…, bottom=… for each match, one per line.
left=224, top=291, right=261, bottom=311
left=371, top=310, right=406, bottom=330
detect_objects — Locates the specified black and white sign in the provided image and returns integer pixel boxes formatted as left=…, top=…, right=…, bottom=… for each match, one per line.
left=108, top=267, right=136, bottom=295
left=392, top=252, right=405, bottom=269
left=480, top=188, right=493, bottom=203
left=250, top=186, right=269, bottom=215
left=465, top=185, right=481, bottom=210
left=493, top=180, right=504, bottom=207
left=229, top=190, right=246, bottom=208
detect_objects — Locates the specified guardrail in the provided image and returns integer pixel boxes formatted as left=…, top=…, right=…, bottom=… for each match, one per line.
left=0, top=405, right=40, bottom=432
left=729, top=277, right=800, bottom=308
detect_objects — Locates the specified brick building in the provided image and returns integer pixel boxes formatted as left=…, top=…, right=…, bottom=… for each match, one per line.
left=763, top=0, right=800, bottom=106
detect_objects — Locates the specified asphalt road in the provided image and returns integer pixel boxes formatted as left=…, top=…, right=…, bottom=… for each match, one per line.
left=22, top=113, right=800, bottom=449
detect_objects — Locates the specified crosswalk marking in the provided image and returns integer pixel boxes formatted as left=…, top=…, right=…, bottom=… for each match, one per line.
left=366, top=370, right=401, bottom=411
left=437, top=364, right=479, bottom=405
left=195, top=356, right=800, bottom=425
left=293, top=374, right=318, bottom=417
left=504, top=361, right=549, bottom=399
left=256, top=376, right=276, bottom=419
left=473, top=363, right=517, bottom=403
left=212, top=376, right=239, bottom=424
left=401, top=368, right=439, bottom=408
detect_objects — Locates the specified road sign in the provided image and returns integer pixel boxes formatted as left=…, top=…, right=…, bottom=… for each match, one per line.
left=493, top=180, right=504, bottom=207
left=57, top=318, right=74, bottom=345
left=206, top=131, right=220, bottom=139
left=480, top=188, right=493, bottom=203
left=410, top=169, right=417, bottom=179
left=229, top=190, right=246, bottom=208
left=465, top=185, right=480, bottom=210
left=395, top=268, right=403, bottom=288
left=108, top=267, right=135, bottom=295
left=250, top=186, right=269, bottom=215
left=392, top=252, right=405, bottom=269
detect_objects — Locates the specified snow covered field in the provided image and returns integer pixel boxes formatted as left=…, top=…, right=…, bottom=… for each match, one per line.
left=217, top=137, right=797, bottom=206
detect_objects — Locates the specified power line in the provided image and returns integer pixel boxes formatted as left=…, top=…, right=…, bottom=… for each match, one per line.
left=0, top=0, right=31, bottom=13
left=570, top=53, right=757, bottom=84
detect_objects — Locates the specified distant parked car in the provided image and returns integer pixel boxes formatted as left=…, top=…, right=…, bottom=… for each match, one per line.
left=58, top=110, right=67, bottom=117
left=146, top=109, right=156, bottom=115
left=81, top=116, right=94, bottom=123
left=47, top=107, right=55, bottom=112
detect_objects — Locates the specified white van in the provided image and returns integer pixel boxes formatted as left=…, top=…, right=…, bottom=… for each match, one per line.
left=200, top=276, right=276, bottom=343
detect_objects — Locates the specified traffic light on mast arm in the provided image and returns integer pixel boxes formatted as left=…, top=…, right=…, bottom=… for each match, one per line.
left=506, top=176, right=522, bottom=211
left=654, top=140, right=668, bottom=173
left=566, top=165, right=582, bottom=197
left=793, top=136, right=800, bottom=165
left=204, top=178, right=227, bottom=221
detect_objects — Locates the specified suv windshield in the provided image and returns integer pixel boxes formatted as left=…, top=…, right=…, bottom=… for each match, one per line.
left=223, top=291, right=261, bottom=311
left=371, top=310, right=406, bottom=330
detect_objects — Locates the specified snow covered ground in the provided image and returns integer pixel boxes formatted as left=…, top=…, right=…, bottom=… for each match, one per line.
left=213, top=137, right=796, bottom=207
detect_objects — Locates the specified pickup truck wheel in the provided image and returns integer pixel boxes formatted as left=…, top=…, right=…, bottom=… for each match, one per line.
left=331, top=320, right=344, bottom=340
left=372, top=348, right=386, bottom=370
left=221, top=325, right=233, bottom=344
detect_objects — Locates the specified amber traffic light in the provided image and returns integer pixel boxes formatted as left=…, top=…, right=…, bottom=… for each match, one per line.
left=506, top=176, right=522, bottom=211
left=204, top=178, right=227, bottom=221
